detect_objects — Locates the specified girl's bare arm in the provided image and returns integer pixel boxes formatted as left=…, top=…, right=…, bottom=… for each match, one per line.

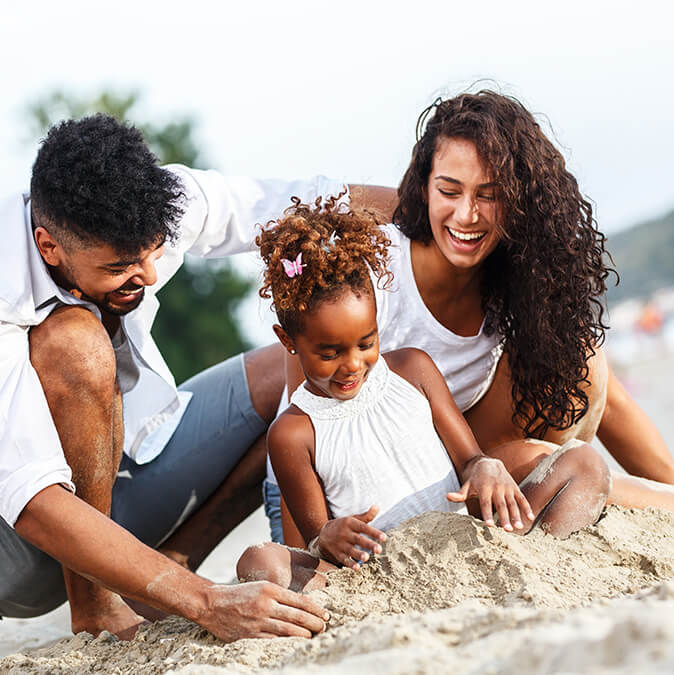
left=383, top=348, right=533, bottom=529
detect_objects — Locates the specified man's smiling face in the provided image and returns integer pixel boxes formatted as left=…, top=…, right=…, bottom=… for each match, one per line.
left=35, top=225, right=165, bottom=316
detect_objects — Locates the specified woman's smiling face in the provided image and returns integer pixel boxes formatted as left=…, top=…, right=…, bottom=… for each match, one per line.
left=425, top=136, right=503, bottom=270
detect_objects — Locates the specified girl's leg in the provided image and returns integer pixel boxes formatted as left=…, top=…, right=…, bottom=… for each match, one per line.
left=517, top=439, right=610, bottom=538
left=237, top=543, right=336, bottom=593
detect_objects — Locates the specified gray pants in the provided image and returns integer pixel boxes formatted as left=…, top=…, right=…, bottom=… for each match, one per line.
left=0, top=354, right=266, bottom=618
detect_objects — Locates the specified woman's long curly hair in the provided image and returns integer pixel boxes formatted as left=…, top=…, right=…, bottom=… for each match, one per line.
left=257, top=194, right=392, bottom=338
left=394, top=90, right=615, bottom=438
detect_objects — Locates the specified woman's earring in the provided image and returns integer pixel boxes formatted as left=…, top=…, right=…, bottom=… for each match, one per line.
left=290, top=348, right=297, bottom=355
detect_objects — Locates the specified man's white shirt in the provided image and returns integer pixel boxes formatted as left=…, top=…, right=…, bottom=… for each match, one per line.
left=0, top=166, right=346, bottom=526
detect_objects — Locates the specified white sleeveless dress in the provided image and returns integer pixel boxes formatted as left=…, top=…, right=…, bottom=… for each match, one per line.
left=288, top=356, right=467, bottom=533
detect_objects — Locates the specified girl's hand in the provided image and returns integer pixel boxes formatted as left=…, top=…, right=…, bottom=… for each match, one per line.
left=317, top=505, right=387, bottom=570
left=447, top=456, right=535, bottom=532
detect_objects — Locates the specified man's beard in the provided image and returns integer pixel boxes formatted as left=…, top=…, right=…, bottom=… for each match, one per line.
left=100, top=287, right=146, bottom=315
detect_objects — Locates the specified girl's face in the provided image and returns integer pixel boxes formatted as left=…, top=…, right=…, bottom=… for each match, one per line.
left=425, top=136, right=503, bottom=270
left=280, top=288, right=379, bottom=401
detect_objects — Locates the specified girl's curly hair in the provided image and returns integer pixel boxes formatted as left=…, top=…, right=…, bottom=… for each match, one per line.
left=257, top=194, right=392, bottom=337
left=394, top=90, right=615, bottom=438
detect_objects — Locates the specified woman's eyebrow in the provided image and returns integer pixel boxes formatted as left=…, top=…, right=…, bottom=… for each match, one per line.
left=435, top=176, right=497, bottom=189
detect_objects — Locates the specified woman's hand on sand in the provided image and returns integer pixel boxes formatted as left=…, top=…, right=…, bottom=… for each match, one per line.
left=318, top=505, right=387, bottom=570
left=447, top=456, right=535, bottom=532
left=199, top=581, right=330, bottom=641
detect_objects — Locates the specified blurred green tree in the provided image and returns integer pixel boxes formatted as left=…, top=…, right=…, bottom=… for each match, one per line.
left=24, top=89, right=252, bottom=383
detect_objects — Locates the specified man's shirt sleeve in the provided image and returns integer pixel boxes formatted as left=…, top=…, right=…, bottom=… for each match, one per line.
left=0, top=322, right=74, bottom=526
left=150, top=167, right=348, bottom=290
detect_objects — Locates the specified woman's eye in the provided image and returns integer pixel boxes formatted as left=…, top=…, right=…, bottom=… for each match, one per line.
left=360, top=342, right=375, bottom=350
left=478, top=193, right=496, bottom=202
left=438, top=189, right=459, bottom=198
left=319, top=353, right=337, bottom=361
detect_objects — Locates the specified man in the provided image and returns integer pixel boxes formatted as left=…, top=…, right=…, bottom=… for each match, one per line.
left=0, top=114, right=396, bottom=641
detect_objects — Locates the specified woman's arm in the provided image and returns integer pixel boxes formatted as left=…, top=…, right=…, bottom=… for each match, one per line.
left=598, top=366, right=674, bottom=484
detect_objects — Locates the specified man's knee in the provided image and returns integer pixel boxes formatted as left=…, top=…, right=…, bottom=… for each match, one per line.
left=29, top=306, right=116, bottom=394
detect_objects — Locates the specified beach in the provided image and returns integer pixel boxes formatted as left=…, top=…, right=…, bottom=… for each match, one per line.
left=1, top=506, right=673, bottom=674
left=2, top=351, right=673, bottom=673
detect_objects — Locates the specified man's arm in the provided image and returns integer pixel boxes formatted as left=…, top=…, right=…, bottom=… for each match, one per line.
left=347, top=185, right=398, bottom=223
left=598, top=366, right=674, bottom=483
left=15, top=485, right=328, bottom=641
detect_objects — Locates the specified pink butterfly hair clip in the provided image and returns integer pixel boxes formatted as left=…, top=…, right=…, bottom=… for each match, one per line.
left=281, top=252, right=305, bottom=278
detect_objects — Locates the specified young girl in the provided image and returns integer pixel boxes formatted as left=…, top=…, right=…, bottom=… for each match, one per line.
left=238, top=198, right=610, bottom=590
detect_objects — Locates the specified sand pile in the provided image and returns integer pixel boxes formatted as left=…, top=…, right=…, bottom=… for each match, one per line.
left=2, top=506, right=673, bottom=675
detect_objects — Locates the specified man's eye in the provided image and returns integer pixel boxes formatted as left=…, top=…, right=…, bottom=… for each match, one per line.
left=360, top=342, right=375, bottom=350
left=319, top=353, right=337, bottom=361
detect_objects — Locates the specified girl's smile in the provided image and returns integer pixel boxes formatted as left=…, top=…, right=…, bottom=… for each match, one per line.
left=275, top=288, right=379, bottom=401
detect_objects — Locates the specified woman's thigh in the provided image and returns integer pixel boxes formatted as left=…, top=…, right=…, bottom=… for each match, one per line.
left=464, top=347, right=608, bottom=460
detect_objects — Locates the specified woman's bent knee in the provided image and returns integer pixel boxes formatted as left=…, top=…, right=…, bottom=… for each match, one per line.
left=567, top=442, right=611, bottom=497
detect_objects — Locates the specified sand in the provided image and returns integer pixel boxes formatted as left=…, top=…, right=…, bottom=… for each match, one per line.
left=2, top=505, right=673, bottom=675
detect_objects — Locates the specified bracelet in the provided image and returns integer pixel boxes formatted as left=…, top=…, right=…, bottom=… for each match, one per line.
left=307, top=535, right=322, bottom=558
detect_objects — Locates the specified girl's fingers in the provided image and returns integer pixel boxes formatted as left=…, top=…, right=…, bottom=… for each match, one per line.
left=505, top=492, right=523, bottom=529
left=516, top=489, right=536, bottom=521
left=354, top=505, right=379, bottom=523
left=446, top=483, right=469, bottom=503
left=351, top=518, right=387, bottom=543
left=351, top=533, right=383, bottom=556
left=479, top=492, right=495, bottom=526
left=493, top=491, right=512, bottom=531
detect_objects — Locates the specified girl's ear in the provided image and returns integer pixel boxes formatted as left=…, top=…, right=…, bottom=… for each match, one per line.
left=273, top=324, right=297, bottom=355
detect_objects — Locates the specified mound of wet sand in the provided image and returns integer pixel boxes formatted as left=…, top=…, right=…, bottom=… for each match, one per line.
left=2, top=506, right=673, bottom=675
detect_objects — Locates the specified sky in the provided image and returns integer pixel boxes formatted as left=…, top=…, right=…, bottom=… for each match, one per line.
left=2, top=0, right=673, bottom=343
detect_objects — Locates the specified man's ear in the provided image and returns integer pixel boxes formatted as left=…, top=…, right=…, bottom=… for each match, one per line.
left=273, top=324, right=297, bottom=355
left=34, top=226, right=65, bottom=266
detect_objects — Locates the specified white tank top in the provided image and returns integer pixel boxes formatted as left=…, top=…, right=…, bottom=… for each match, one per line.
left=375, top=224, right=503, bottom=412
left=265, top=225, right=504, bottom=487
left=288, top=356, right=466, bottom=532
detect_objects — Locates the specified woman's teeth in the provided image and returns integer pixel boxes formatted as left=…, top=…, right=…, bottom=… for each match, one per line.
left=448, top=228, right=486, bottom=241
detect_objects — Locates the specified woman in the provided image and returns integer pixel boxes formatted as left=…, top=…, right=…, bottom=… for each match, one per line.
left=270, top=90, right=674, bottom=545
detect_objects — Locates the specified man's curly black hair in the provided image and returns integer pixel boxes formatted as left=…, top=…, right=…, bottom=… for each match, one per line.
left=30, top=114, right=185, bottom=252
left=394, top=90, right=615, bottom=438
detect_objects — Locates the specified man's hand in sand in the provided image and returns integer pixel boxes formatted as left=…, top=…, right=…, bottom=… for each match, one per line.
left=447, top=456, right=535, bottom=532
left=198, top=581, right=330, bottom=641
left=317, top=505, right=387, bottom=570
